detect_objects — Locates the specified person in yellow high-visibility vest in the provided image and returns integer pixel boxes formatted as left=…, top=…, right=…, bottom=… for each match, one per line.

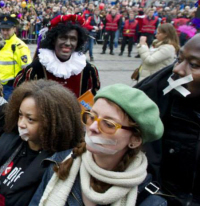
left=0, top=14, right=32, bottom=100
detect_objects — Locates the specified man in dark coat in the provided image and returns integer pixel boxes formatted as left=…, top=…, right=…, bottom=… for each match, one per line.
left=135, top=34, right=200, bottom=206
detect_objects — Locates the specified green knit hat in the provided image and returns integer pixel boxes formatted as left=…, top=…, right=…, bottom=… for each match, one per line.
left=94, top=84, right=164, bottom=143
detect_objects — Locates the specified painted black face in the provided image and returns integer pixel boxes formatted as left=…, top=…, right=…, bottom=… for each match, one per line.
left=54, top=29, right=78, bottom=62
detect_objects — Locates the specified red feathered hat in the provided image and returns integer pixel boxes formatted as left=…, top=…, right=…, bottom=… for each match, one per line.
left=49, top=14, right=85, bottom=29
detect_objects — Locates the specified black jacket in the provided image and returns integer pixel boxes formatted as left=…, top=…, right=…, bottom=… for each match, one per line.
left=135, top=64, right=200, bottom=205
left=0, top=133, right=52, bottom=206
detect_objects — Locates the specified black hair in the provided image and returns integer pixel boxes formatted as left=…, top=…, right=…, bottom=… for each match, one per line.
left=40, top=22, right=88, bottom=52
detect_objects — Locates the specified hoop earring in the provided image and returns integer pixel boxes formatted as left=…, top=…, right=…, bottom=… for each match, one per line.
left=128, top=143, right=134, bottom=149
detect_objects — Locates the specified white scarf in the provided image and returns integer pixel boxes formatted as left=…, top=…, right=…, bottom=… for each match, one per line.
left=39, top=151, right=147, bottom=206
left=38, top=48, right=86, bottom=79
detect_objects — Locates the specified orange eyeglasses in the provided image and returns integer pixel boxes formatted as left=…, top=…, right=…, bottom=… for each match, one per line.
left=81, top=110, right=134, bottom=135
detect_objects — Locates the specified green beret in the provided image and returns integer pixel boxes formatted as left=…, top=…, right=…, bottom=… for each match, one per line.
left=94, top=84, right=164, bottom=143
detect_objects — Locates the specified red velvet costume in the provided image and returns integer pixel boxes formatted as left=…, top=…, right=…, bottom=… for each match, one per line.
left=14, top=56, right=100, bottom=98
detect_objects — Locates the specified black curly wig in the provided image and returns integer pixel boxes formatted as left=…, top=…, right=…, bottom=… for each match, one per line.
left=40, top=22, right=88, bottom=52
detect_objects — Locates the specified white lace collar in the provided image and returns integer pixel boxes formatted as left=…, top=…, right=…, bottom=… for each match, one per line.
left=38, top=48, right=86, bottom=79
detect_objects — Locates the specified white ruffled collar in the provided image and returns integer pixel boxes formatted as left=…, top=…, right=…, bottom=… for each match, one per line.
left=38, top=48, right=86, bottom=79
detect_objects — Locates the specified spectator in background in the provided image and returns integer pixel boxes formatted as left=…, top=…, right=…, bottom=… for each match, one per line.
left=135, top=9, right=145, bottom=58
left=21, top=14, right=30, bottom=40
left=82, top=2, right=94, bottom=20
left=61, top=6, right=67, bottom=15
left=28, top=9, right=37, bottom=42
left=84, top=7, right=103, bottom=62
left=52, top=6, right=60, bottom=19
left=74, top=6, right=82, bottom=16
left=137, top=23, right=179, bottom=81
left=42, top=12, right=51, bottom=27
left=119, top=12, right=139, bottom=57
left=101, top=7, right=122, bottom=55
left=66, top=6, right=74, bottom=15
left=141, top=9, right=159, bottom=48
left=114, top=7, right=122, bottom=49
left=173, top=12, right=190, bottom=46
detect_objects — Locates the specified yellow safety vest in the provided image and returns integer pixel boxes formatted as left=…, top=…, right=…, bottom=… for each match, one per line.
left=0, top=34, right=32, bottom=85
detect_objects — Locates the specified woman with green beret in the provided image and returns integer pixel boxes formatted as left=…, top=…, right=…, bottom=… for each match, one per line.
left=29, top=84, right=166, bottom=206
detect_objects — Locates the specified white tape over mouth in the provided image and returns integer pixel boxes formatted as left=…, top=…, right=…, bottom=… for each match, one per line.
left=85, top=133, right=118, bottom=155
left=89, top=136, right=117, bottom=145
left=163, top=74, right=193, bottom=97
left=18, top=127, right=29, bottom=141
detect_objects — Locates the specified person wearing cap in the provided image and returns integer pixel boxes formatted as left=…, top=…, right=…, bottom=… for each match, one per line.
left=0, top=14, right=32, bottom=100
left=29, top=84, right=167, bottom=206
left=14, top=14, right=100, bottom=98
left=135, top=34, right=200, bottom=205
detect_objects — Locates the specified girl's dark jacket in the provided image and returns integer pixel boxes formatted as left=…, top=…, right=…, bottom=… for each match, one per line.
left=0, top=133, right=52, bottom=206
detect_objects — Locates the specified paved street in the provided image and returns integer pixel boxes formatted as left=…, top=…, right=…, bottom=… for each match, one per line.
left=29, top=43, right=142, bottom=88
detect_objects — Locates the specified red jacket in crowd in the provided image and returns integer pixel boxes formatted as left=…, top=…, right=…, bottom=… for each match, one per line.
left=135, top=14, right=145, bottom=32
left=84, top=15, right=103, bottom=31
left=141, top=16, right=159, bottom=34
left=123, top=19, right=139, bottom=41
left=82, top=10, right=93, bottom=20
left=105, top=14, right=121, bottom=32
left=173, top=18, right=190, bottom=36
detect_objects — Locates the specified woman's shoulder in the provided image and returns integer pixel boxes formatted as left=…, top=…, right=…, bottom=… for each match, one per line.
left=157, top=44, right=176, bottom=57
left=159, top=44, right=175, bottom=51
left=44, top=149, right=73, bottom=164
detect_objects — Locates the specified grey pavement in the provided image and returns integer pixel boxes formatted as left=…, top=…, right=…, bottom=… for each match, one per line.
left=29, top=43, right=142, bottom=88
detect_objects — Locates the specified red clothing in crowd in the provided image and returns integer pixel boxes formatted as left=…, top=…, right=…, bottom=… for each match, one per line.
left=141, top=16, right=158, bottom=34
left=105, top=14, right=121, bottom=32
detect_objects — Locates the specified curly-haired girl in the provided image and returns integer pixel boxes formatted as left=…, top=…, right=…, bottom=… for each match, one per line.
left=0, top=79, right=84, bottom=206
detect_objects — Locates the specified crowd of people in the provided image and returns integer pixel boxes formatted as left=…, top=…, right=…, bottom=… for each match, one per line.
left=0, top=0, right=199, bottom=206
left=0, top=0, right=198, bottom=45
